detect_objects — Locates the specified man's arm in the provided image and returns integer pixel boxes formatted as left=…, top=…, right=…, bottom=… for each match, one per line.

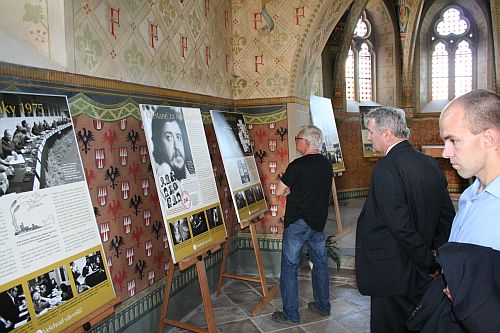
left=373, top=167, right=434, bottom=271
left=433, top=179, right=455, bottom=249
left=276, top=180, right=290, bottom=196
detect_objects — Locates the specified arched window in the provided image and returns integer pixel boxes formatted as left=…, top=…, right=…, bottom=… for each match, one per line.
left=345, top=12, right=375, bottom=102
left=430, top=6, right=475, bottom=100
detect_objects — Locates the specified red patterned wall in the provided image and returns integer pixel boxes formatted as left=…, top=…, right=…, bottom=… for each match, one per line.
left=74, top=115, right=168, bottom=300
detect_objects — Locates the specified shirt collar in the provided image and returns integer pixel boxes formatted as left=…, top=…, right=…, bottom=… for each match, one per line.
left=482, top=176, right=500, bottom=198
left=385, top=139, right=406, bottom=155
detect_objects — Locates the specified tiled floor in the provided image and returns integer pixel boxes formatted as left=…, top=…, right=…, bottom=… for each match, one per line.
left=166, top=199, right=370, bottom=333
left=167, top=273, right=370, bottom=333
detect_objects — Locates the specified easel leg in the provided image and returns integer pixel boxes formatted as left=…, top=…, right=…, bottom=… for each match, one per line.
left=216, top=240, right=230, bottom=296
left=250, top=223, right=268, bottom=296
left=331, top=176, right=351, bottom=240
left=249, top=223, right=279, bottom=316
left=197, top=259, right=217, bottom=333
left=156, top=261, right=174, bottom=333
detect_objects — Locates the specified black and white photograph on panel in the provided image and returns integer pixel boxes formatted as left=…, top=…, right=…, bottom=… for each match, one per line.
left=143, top=105, right=197, bottom=210
left=234, top=191, right=247, bottom=209
left=0, top=92, right=84, bottom=196
left=235, top=116, right=252, bottom=155
left=70, top=251, right=107, bottom=294
left=237, top=159, right=250, bottom=184
left=210, top=111, right=252, bottom=159
left=253, top=184, right=264, bottom=201
left=189, top=212, right=208, bottom=237
left=169, top=218, right=191, bottom=245
left=27, top=265, right=73, bottom=317
left=206, top=206, right=223, bottom=229
left=0, top=284, right=31, bottom=330
left=244, top=187, right=256, bottom=205
left=148, top=106, right=196, bottom=181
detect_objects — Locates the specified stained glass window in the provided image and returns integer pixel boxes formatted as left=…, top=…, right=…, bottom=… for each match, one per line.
left=345, top=48, right=355, bottom=100
left=432, top=42, right=449, bottom=100
left=431, top=6, right=474, bottom=100
left=359, top=43, right=372, bottom=101
left=354, top=18, right=368, bottom=38
left=345, top=12, right=374, bottom=102
left=436, top=8, right=468, bottom=36
left=454, top=40, right=473, bottom=97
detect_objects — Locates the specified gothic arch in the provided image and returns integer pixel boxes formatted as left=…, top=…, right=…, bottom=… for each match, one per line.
left=416, top=0, right=494, bottom=112
left=288, top=1, right=354, bottom=99
left=288, top=0, right=399, bottom=109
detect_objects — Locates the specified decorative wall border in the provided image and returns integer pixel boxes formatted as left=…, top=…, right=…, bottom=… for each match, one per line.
left=337, top=188, right=369, bottom=200
left=0, top=62, right=234, bottom=107
left=236, top=233, right=283, bottom=252
left=91, top=236, right=239, bottom=333
left=0, top=63, right=309, bottom=116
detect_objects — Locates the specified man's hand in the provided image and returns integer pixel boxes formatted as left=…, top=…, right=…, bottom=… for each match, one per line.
left=429, top=270, right=441, bottom=279
left=443, top=286, right=453, bottom=301
left=276, top=180, right=290, bottom=196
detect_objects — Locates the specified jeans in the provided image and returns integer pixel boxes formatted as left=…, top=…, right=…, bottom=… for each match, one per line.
left=280, top=219, right=330, bottom=322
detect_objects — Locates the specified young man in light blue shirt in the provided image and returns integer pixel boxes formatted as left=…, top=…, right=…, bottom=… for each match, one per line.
left=439, top=89, right=500, bottom=251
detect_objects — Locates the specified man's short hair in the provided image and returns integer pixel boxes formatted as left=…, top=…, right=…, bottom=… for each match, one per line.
left=445, top=89, right=500, bottom=134
left=300, top=125, right=324, bottom=150
left=365, top=107, right=409, bottom=139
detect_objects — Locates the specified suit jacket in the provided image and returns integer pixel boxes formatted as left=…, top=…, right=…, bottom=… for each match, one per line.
left=0, top=292, right=19, bottom=324
left=356, top=140, right=455, bottom=296
left=407, top=242, right=500, bottom=332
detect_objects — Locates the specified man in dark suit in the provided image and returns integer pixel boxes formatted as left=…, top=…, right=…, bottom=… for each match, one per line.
left=0, top=287, right=20, bottom=331
left=355, top=107, right=455, bottom=332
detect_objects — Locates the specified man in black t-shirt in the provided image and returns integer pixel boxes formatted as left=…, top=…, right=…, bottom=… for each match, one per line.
left=271, top=125, right=333, bottom=326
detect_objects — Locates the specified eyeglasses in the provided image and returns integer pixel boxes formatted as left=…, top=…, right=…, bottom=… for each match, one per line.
left=294, top=136, right=305, bottom=142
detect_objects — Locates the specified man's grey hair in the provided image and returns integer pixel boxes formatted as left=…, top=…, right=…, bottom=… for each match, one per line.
left=444, top=89, right=500, bottom=134
left=364, top=107, right=409, bottom=139
left=299, top=125, right=324, bottom=150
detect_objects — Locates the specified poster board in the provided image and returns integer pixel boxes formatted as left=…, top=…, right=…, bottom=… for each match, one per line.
left=309, top=95, right=345, bottom=172
left=139, top=105, right=226, bottom=263
left=210, top=111, right=268, bottom=224
left=0, top=92, right=115, bottom=333
left=358, top=105, right=383, bottom=157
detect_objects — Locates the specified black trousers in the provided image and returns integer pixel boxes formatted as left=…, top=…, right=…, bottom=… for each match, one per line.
left=371, top=294, right=415, bottom=333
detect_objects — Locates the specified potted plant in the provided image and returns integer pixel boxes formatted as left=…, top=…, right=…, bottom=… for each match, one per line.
left=325, top=235, right=341, bottom=271
left=302, top=235, right=341, bottom=271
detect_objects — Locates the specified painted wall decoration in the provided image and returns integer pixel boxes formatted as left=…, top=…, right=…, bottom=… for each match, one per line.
left=140, top=105, right=226, bottom=263
left=211, top=111, right=268, bottom=224
left=243, top=114, right=290, bottom=235
left=0, top=92, right=115, bottom=333
left=70, top=96, right=169, bottom=302
left=310, top=95, right=345, bottom=172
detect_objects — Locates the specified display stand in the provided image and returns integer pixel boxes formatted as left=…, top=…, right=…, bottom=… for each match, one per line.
left=156, top=242, right=223, bottom=333
left=65, top=298, right=119, bottom=332
left=328, top=172, right=351, bottom=240
left=216, top=217, right=278, bottom=316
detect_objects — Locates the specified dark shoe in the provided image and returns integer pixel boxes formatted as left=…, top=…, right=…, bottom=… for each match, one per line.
left=271, top=311, right=299, bottom=325
left=308, top=302, right=330, bottom=316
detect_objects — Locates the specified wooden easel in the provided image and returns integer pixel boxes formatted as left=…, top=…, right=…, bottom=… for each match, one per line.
left=157, top=243, right=223, bottom=333
left=329, top=172, right=351, bottom=240
left=216, top=217, right=278, bottom=316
